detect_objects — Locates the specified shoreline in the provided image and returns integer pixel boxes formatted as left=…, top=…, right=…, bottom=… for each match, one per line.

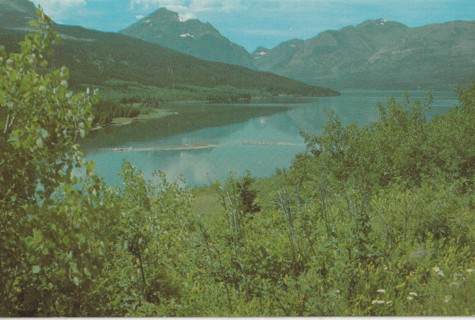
left=92, top=108, right=178, bottom=130
left=109, top=144, right=219, bottom=153
left=90, top=94, right=327, bottom=131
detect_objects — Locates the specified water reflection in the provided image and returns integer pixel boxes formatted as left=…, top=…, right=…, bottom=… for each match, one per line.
left=83, top=90, right=458, bottom=186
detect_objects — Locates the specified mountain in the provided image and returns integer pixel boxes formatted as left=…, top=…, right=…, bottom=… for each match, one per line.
left=0, top=0, right=38, bottom=28
left=120, top=8, right=254, bottom=68
left=254, top=19, right=475, bottom=89
left=252, top=38, right=304, bottom=72
left=0, top=1, right=338, bottom=97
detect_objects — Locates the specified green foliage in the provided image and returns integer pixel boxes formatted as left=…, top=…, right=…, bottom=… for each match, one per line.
left=427, top=83, right=475, bottom=184
left=0, top=11, right=94, bottom=205
left=92, top=99, right=140, bottom=126
left=0, top=11, right=191, bottom=317
left=0, top=10, right=114, bottom=315
left=301, top=93, right=434, bottom=190
left=1, top=8, right=474, bottom=317
left=167, top=86, right=474, bottom=316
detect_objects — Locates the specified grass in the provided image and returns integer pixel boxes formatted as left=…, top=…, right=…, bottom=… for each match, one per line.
left=191, top=185, right=221, bottom=216
left=189, top=174, right=282, bottom=220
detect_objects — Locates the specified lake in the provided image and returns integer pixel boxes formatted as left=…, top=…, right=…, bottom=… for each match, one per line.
left=82, top=90, right=459, bottom=187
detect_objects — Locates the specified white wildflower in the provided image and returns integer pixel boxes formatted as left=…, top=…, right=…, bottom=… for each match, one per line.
left=433, top=266, right=445, bottom=277
left=409, top=292, right=418, bottom=297
left=377, top=289, right=386, bottom=294
left=372, top=299, right=385, bottom=305
left=407, top=296, right=414, bottom=301
left=466, top=268, right=474, bottom=274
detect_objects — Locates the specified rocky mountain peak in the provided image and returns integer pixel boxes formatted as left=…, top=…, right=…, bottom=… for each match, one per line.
left=151, top=7, right=180, bottom=21
left=356, top=18, right=408, bottom=31
left=120, top=7, right=253, bottom=68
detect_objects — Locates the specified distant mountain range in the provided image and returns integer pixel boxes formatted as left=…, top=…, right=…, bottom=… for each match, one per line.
left=252, top=39, right=305, bottom=72
left=2, top=1, right=473, bottom=91
left=253, top=19, right=475, bottom=90
left=120, top=8, right=475, bottom=90
left=0, top=0, right=336, bottom=97
left=120, top=8, right=253, bottom=68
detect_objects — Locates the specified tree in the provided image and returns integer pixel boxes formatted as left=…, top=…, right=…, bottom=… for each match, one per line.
left=0, top=9, right=105, bottom=316
left=0, top=9, right=94, bottom=207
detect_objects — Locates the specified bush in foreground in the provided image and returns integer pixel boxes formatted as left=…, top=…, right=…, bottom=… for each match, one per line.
left=1, top=10, right=473, bottom=316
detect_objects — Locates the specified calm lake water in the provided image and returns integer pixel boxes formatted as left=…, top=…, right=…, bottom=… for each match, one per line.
left=82, top=90, right=458, bottom=186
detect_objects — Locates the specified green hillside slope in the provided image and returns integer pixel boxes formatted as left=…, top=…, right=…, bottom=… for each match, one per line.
left=0, top=1, right=338, bottom=97
left=255, top=19, right=475, bottom=89
left=0, top=0, right=37, bottom=28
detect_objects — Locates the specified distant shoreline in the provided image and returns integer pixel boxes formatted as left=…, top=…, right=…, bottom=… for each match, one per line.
left=92, top=108, right=178, bottom=130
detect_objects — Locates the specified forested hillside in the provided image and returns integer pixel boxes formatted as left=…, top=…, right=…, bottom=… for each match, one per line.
left=0, top=26, right=334, bottom=96
left=1, top=13, right=473, bottom=317
left=0, top=0, right=337, bottom=95
left=254, top=19, right=475, bottom=90
left=0, top=0, right=338, bottom=127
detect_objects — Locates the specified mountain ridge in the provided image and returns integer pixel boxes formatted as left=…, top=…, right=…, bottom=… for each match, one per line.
left=3, top=1, right=472, bottom=91
left=120, top=8, right=254, bottom=68
left=0, top=1, right=337, bottom=97
left=0, top=0, right=38, bottom=28
left=254, top=18, right=475, bottom=89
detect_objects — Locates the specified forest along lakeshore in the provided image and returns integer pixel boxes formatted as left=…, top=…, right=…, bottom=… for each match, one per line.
left=1, top=5, right=475, bottom=318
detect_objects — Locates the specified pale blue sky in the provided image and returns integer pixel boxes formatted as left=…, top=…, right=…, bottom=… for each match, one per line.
left=31, top=0, right=475, bottom=52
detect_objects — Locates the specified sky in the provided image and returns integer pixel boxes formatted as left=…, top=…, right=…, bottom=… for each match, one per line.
left=30, top=0, right=475, bottom=52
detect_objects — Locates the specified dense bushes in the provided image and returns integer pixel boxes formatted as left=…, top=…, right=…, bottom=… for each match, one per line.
left=129, top=84, right=474, bottom=316
left=1, top=11, right=474, bottom=316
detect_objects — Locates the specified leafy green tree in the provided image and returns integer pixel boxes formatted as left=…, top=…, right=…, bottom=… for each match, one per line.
left=0, top=11, right=194, bottom=316
left=427, top=83, right=475, bottom=186
left=0, top=11, right=94, bottom=206
left=0, top=10, right=133, bottom=316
